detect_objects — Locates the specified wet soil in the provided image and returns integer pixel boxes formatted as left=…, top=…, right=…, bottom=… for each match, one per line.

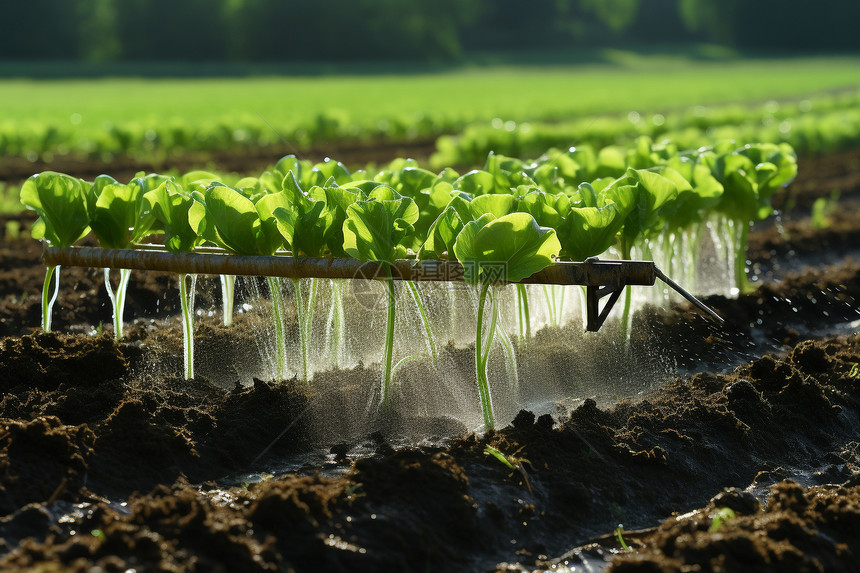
left=0, top=151, right=859, bottom=571
left=608, top=479, right=860, bottom=573
left=1, top=331, right=858, bottom=572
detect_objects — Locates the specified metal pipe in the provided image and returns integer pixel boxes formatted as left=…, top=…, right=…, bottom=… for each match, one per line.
left=41, top=245, right=724, bottom=328
left=42, top=245, right=658, bottom=287
left=654, top=266, right=724, bottom=324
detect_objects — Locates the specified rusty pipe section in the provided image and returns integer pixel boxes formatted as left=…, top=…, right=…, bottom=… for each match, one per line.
left=654, top=266, right=724, bottom=324
left=42, top=245, right=657, bottom=287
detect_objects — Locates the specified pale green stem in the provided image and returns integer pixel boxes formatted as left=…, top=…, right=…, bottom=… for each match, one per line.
left=104, top=267, right=132, bottom=340
left=406, top=280, right=438, bottom=366
left=447, top=283, right=459, bottom=340
left=287, top=279, right=307, bottom=380
left=620, top=238, right=633, bottom=340
left=557, top=285, right=566, bottom=326
left=178, top=273, right=197, bottom=380
left=220, top=274, right=236, bottom=326
left=719, top=217, right=732, bottom=281
left=380, top=265, right=396, bottom=410
left=290, top=278, right=305, bottom=381
left=687, top=227, right=699, bottom=288
left=542, top=284, right=557, bottom=327
left=482, top=285, right=499, bottom=365
left=41, top=264, right=60, bottom=332
left=475, top=282, right=495, bottom=430
left=392, top=354, right=421, bottom=378
left=733, top=219, right=750, bottom=295
left=579, top=285, right=588, bottom=326
left=493, top=287, right=519, bottom=390
left=516, top=284, right=531, bottom=340
left=692, top=221, right=706, bottom=282
left=517, top=284, right=525, bottom=339
left=326, top=280, right=346, bottom=368
left=303, top=277, right=318, bottom=379
left=662, top=233, right=675, bottom=298
left=681, top=229, right=694, bottom=288
left=268, top=276, right=287, bottom=380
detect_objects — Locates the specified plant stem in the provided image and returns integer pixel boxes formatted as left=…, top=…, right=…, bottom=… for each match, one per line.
left=104, top=267, right=132, bottom=340
left=557, top=285, right=566, bottom=325
left=494, top=286, right=519, bottom=390
left=542, top=284, right=557, bottom=327
left=733, top=220, right=750, bottom=295
left=392, top=354, right=421, bottom=378
left=579, top=285, right=588, bottom=326
left=517, top=285, right=524, bottom=339
left=482, top=285, right=499, bottom=365
left=220, top=274, right=235, bottom=326
left=327, top=279, right=346, bottom=368
left=406, top=280, right=438, bottom=366
left=41, top=264, right=60, bottom=332
left=178, top=273, right=197, bottom=380
left=475, top=282, right=495, bottom=430
left=380, top=264, right=396, bottom=410
left=516, top=284, right=531, bottom=340
left=305, top=277, right=318, bottom=377
left=268, top=276, right=286, bottom=380
left=447, top=282, right=459, bottom=341
left=620, top=238, right=633, bottom=339
left=290, top=278, right=305, bottom=380
left=663, top=233, right=675, bottom=300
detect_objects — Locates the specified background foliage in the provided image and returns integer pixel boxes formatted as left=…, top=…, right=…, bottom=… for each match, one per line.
left=2, top=0, right=858, bottom=64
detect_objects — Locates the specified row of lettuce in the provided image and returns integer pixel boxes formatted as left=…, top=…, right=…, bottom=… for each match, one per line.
left=1, top=109, right=448, bottom=163
left=4, top=88, right=858, bottom=165
left=21, top=139, right=797, bottom=428
left=432, top=93, right=860, bottom=167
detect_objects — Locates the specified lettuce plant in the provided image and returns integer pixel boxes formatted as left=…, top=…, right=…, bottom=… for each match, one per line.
left=373, top=162, right=445, bottom=246
left=88, top=175, right=160, bottom=339
left=343, top=185, right=419, bottom=409
left=656, top=155, right=724, bottom=286
left=598, top=168, right=679, bottom=334
left=516, top=189, right=568, bottom=329
left=190, top=182, right=288, bottom=378
left=418, top=205, right=465, bottom=346
left=706, top=143, right=797, bottom=292
left=453, top=212, right=560, bottom=429
left=268, top=173, right=369, bottom=379
left=266, top=175, right=330, bottom=381
left=144, top=179, right=201, bottom=379
left=19, top=172, right=91, bottom=332
left=176, top=170, right=238, bottom=327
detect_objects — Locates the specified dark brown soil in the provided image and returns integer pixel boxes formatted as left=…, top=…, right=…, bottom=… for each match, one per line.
left=0, top=137, right=439, bottom=187
left=608, top=479, right=860, bottom=573
left=0, top=150, right=858, bottom=572
left=1, top=331, right=858, bottom=572
left=773, top=148, right=860, bottom=210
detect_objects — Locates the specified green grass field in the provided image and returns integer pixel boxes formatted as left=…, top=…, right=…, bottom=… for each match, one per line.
left=3, top=55, right=859, bottom=130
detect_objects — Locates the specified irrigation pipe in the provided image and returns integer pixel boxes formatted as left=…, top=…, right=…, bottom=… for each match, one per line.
left=42, top=246, right=723, bottom=331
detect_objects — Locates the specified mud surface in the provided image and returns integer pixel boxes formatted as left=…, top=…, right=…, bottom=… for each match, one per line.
left=0, top=150, right=859, bottom=571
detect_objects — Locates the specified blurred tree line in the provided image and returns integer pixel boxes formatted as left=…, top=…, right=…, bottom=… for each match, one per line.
left=2, top=0, right=858, bottom=62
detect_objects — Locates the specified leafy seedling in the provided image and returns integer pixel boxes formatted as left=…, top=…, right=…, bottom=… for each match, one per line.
left=454, top=213, right=560, bottom=429
left=614, top=524, right=630, bottom=551
left=343, top=186, right=419, bottom=408
left=483, top=445, right=533, bottom=495
left=144, top=179, right=202, bottom=379
left=709, top=507, right=737, bottom=532
left=20, top=172, right=91, bottom=332
left=811, top=190, right=840, bottom=230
